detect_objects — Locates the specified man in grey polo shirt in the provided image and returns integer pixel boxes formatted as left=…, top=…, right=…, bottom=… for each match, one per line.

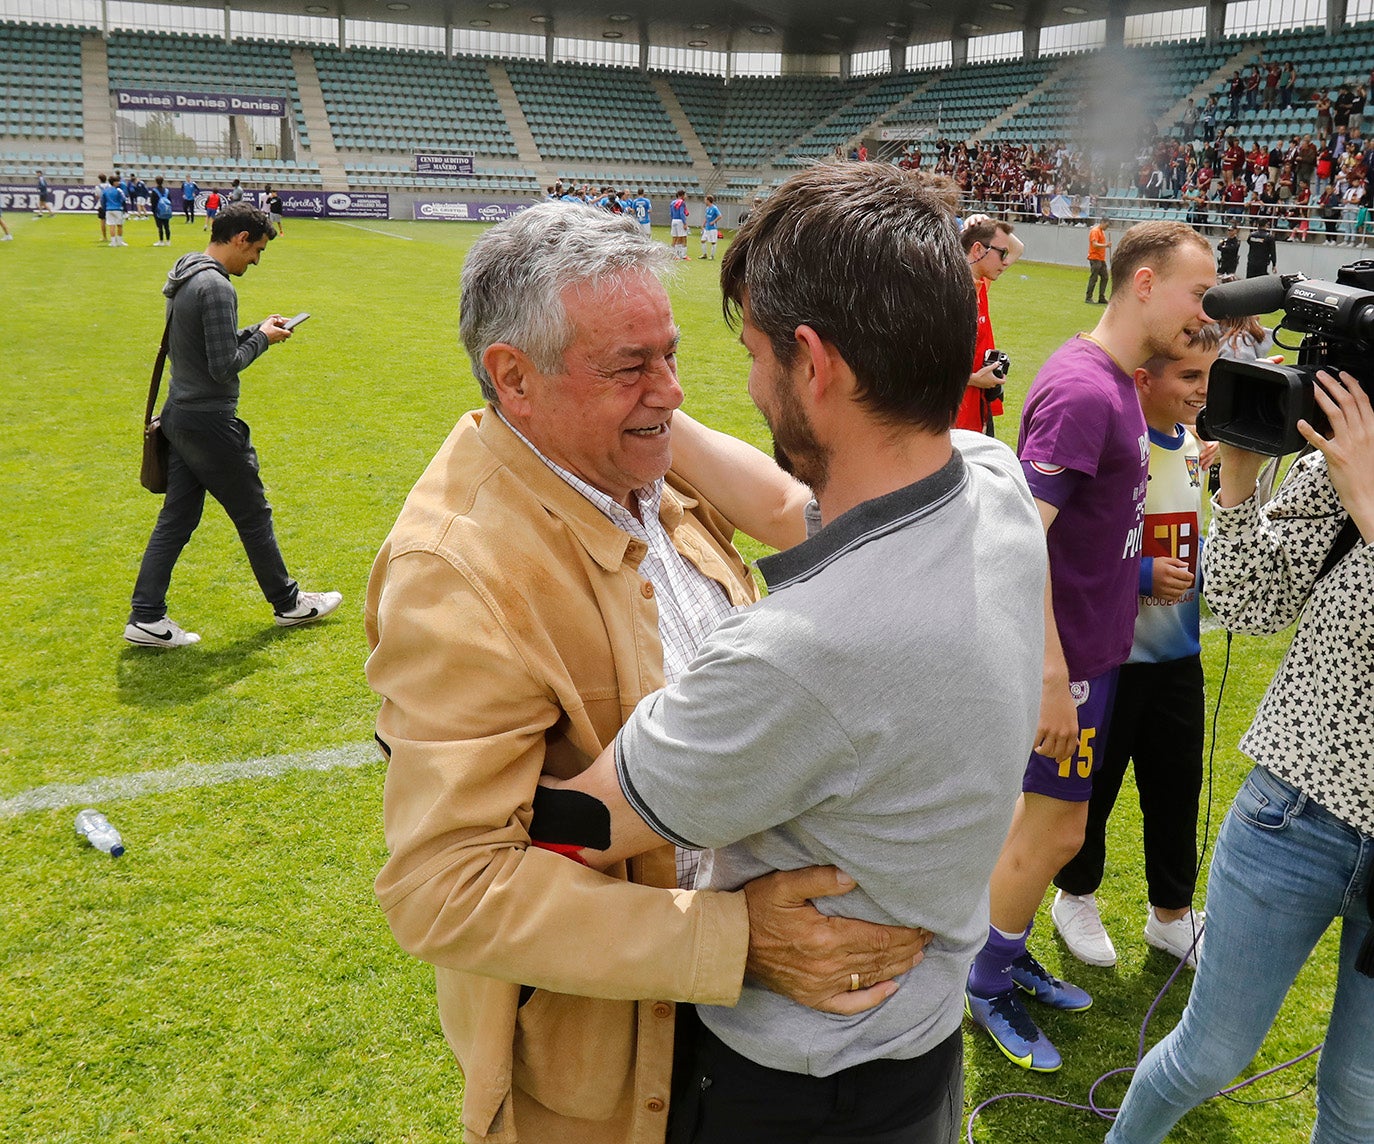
left=532, top=162, right=1045, bottom=1143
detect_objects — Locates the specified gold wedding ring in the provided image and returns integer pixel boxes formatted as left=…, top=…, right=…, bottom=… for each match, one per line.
left=849, top=972, right=861, bottom=992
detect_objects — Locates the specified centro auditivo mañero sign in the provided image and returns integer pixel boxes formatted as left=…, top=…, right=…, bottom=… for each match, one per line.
left=115, top=88, right=288, bottom=117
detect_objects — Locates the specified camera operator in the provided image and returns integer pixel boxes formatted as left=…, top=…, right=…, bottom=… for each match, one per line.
left=958, top=215, right=1023, bottom=436
left=1106, top=367, right=1374, bottom=1144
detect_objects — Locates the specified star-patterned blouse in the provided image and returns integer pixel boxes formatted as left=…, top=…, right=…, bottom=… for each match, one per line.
left=1202, top=450, right=1374, bottom=836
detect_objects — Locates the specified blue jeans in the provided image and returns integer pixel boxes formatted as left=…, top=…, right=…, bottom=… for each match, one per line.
left=1106, top=766, right=1374, bottom=1144
left=130, top=405, right=298, bottom=622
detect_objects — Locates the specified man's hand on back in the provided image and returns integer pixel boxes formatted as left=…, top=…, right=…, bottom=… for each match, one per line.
left=743, top=866, right=931, bottom=1017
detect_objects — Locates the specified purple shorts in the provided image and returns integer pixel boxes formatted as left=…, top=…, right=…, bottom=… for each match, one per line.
left=1022, top=667, right=1119, bottom=802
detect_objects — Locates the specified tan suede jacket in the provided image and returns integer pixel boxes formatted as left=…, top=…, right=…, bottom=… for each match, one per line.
left=366, top=409, right=757, bottom=1143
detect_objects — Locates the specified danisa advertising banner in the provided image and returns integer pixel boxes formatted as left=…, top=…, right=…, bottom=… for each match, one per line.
left=115, top=88, right=288, bottom=118
left=415, top=153, right=475, bottom=177
left=412, top=198, right=533, bottom=222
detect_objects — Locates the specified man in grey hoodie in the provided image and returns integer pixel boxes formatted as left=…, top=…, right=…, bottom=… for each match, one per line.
left=126, top=202, right=340, bottom=647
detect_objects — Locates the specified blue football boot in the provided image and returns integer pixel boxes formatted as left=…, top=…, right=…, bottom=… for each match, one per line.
left=1010, top=951, right=1093, bottom=1011
left=965, top=987, right=1063, bottom=1072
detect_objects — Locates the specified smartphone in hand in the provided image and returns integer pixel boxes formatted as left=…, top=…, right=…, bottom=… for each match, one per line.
left=282, top=312, right=310, bottom=331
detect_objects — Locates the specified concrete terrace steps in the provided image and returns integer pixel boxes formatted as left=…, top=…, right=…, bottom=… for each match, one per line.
left=290, top=48, right=346, bottom=189
left=79, top=32, right=112, bottom=179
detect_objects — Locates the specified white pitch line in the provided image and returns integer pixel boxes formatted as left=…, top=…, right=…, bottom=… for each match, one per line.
left=327, top=220, right=415, bottom=240
left=0, top=742, right=382, bottom=818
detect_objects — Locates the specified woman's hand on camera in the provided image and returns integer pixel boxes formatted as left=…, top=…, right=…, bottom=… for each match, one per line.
left=1300, top=369, right=1374, bottom=542
left=1215, top=443, right=1266, bottom=508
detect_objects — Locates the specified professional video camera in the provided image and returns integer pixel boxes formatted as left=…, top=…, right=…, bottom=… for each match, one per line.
left=1197, top=262, right=1374, bottom=455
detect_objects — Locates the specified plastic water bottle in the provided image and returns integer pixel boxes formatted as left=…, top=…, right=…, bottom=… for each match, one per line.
left=74, top=809, right=125, bottom=857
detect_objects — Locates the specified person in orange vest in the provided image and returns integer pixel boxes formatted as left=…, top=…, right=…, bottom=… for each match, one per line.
left=1086, top=217, right=1111, bottom=303
left=957, top=215, right=1023, bottom=436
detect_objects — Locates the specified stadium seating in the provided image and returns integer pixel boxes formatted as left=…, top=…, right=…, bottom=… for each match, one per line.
left=504, top=60, right=690, bottom=165
left=16, top=13, right=1374, bottom=206
left=343, top=161, right=538, bottom=194
left=885, top=57, right=1056, bottom=141
left=782, top=70, right=930, bottom=164
left=0, top=22, right=85, bottom=140
left=666, top=73, right=853, bottom=168
left=312, top=45, right=518, bottom=157
left=0, top=149, right=84, bottom=180
left=106, top=30, right=310, bottom=149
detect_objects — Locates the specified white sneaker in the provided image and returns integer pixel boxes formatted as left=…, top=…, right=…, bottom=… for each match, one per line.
left=0, top=233, right=11, bottom=240
left=274, top=589, right=342, bottom=627
left=1051, top=890, right=1117, bottom=967
left=1144, top=908, right=1205, bottom=968
left=124, top=616, right=201, bottom=647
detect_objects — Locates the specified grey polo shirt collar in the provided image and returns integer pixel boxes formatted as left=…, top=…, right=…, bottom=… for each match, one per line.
left=757, top=449, right=968, bottom=592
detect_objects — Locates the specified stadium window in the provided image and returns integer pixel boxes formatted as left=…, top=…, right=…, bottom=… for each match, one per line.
left=553, top=36, right=639, bottom=67
left=967, top=30, right=1023, bottom=65
left=732, top=51, right=783, bottom=77
left=107, top=0, right=221, bottom=36
left=1124, top=6, right=1207, bottom=44
left=345, top=18, right=444, bottom=52
left=0, top=0, right=99, bottom=26
left=232, top=10, right=336, bottom=46
left=1039, top=19, right=1106, bottom=56
left=452, top=28, right=545, bottom=60
left=850, top=48, right=891, bottom=77
left=905, top=40, right=953, bottom=72
left=1225, top=0, right=1324, bottom=35
left=1349, top=0, right=1374, bottom=21
left=647, top=44, right=726, bottom=75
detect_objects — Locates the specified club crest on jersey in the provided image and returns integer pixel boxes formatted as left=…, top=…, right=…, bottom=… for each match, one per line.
left=1069, top=680, right=1090, bottom=707
left=1185, top=455, right=1202, bottom=487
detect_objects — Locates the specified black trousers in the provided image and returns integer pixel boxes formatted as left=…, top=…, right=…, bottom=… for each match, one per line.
left=668, top=1006, right=962, bottom=1144
left=1055, top=655, right=1204, bottom=909
left=1086, top=258, right=1109, bottom=301
left=130, top=407, right=298, bottom=622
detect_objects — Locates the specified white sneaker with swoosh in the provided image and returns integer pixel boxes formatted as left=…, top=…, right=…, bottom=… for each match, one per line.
left=124, top=616, right=201, bottom=647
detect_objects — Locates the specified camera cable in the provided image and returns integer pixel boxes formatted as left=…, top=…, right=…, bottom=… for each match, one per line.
left=964, top=629, right=1324, bottom=1141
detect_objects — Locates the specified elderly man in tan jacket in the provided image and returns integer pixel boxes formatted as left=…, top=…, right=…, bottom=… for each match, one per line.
left=365, top=203, right=926, bottom=1144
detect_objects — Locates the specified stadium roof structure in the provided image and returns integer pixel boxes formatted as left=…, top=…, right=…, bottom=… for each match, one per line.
left=190, top=0, right=1204, bottom=58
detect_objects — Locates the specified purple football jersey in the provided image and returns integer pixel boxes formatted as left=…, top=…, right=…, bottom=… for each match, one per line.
left=1018, top=336, right=1148, bottom=680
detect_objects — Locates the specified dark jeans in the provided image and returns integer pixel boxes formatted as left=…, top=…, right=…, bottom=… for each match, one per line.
left=156, top=217, right=170, bottom=241
left=1056, top=656, right=1204, bottom=909
left=130, top=405, right=297, bottom=622
left=1086, top=258, right=1109, bottom=300
left=668, top=1006, right=962, bottom=1144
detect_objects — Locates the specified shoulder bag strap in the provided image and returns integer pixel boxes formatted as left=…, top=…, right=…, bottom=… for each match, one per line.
left=144, top=307, right=174, bottom=429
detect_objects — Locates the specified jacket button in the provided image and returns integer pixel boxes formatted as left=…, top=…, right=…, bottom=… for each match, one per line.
left=645, top=1098, right=665, bottom=1113
left=641, top=581, right=655, bottom=599
left=652, top=1002, right=671, bottom=1018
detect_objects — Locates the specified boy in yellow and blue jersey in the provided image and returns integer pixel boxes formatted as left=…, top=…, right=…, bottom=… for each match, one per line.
left=1051, top=325, right=1221, bottom=972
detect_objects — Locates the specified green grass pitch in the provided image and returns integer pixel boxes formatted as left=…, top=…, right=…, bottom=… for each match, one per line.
left=0, top=210, right=1331, bottom=1142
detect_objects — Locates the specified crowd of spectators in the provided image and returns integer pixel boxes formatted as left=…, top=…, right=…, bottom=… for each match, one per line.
left=882, top=54, right=1374, bottom=245
left=897, top=138, right=1107, bottom=225
left=1131, top=55, right=1374, bottom=243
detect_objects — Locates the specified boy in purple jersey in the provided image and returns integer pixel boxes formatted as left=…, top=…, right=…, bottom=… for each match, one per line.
left=966, top=220, right=1216, bottom=1073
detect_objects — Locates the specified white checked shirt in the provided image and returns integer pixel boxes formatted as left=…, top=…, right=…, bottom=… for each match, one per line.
left=498, top=412, right=739, bottom=886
